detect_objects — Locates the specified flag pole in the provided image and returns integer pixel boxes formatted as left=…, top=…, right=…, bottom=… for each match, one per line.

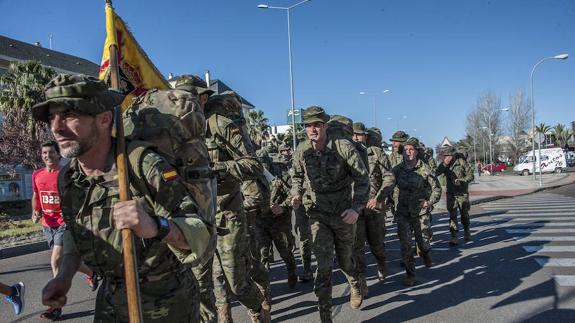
left=105, top=1, right=143, bottom=322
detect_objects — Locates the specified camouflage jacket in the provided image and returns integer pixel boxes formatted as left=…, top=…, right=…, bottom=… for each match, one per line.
left=270, top=173, right=292, bottom=214
left=59, top=143, right=213, bottom=283
left=367, top=146, right=391, bottom=202
left=206, top=114, right=263, bottom=209
left=383, top=159, right=442, bottom=217
left=435, top=157, right=474, bottom=195
left=291, top=137, right=369, bottom=214
left=389, top=150, right=404, bottom=169
left=241, top=177, right=271, bottom=212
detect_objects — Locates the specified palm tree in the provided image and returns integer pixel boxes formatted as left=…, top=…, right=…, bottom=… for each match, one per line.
left=245, top=109, right=270, bottom=146
left=0, top=60, right=55, bottom=168
left=535, top=123, right=552, bottom=148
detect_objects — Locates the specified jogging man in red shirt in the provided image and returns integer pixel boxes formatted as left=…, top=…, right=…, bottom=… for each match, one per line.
left=32, top=141, right=98, bottom=320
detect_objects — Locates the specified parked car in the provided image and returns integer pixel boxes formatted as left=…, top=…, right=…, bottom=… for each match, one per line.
left=483, top=162, right=507, bottom=173
left=513, top=148, right=567, bottom=175
left=567, top=158, right=575, bottom=168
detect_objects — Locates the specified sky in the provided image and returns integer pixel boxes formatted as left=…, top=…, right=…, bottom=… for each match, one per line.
left=1, top=0, right=574, bottom=147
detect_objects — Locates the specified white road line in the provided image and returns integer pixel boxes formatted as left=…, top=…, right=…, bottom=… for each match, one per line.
left=505, top=223, right=575, bottom=228
left=535, top=258, right=575, bottom=267
left=515, top=236, right=575, bottom=242
left=554, top=275, right=575, bottom=287
left=523, top=246, right=575, bottom=252
left=491, top=213, right=575, bottom=217
left=492, top=217, right=575, bottom=221
left=507, top=228, right=575, bottom=234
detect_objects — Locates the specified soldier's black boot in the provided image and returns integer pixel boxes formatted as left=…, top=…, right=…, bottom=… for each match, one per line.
left=423, top=251, right=433, bottom=268
left=287, top=265, right=298, bottom=289
left=319, top=308, right=333, bottom=323
left=449, top=234, right=459, bottom=246
left=464, top=229, right=471, bottom=242
left=377, top=263, right=387, bottom=281
left=402, top=275, right=416, bottom=287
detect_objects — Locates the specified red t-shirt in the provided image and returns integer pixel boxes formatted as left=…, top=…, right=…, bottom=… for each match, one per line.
left=32, top=167, right=65, bottom=228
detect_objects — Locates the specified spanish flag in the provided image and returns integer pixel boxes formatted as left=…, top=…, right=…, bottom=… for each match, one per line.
left=99, top=3, right=170, bottom=109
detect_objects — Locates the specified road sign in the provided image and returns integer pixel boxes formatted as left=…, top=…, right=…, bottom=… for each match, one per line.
left=287, top=108, right=302, bottom=124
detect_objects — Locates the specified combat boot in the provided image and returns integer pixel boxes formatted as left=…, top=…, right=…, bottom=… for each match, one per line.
left=287, top=267, right=298, bottom=289
left=377, top=263, right=387, bottom=281
left=402, top=275, right=416, bottom=287
left=449, top=235, right=459, bottom=246
left=248, top=306, right=271, bottom=323
left=464, top=230, right=471, bottom=241
left=423, top=252, right=433, bottom=268
left=299, top=268, right=314, bottom=282
left=360, top=277, right=369, bottom=298
left=349, top=282, right=364, bottom=309
left=217, top=304, right=233, bottom=323
left=319, top=309, right=333, bottom=323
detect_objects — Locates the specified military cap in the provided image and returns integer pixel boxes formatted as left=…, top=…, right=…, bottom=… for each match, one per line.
left=303, top=106, right=330, bottom=124
left=425, top=147, right=434, bottom=155
left=278, top=144, right=290, bottom=152
left=442, top=145, right=456, bottom=155
left=353, top=122, right=368, bottom=134
left=404, top=137, right=420, bottom=148
left=32, top=74, right=125, bottom=123
left=328, top=115, right=354, bottom=136
left=174, top=74, right=214, bottom=96
left=390, top=130, right=409, bottom=142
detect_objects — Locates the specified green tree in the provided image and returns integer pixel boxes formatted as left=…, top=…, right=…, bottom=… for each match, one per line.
left=535, top=123, right=552, bottom=149
left=284, top=124, right=306, bottom=149
left=552, top=123, right=572, bottom=148
left=245, top=109, right=270, bottom=146
left=0, top=60, right=55, bottom=169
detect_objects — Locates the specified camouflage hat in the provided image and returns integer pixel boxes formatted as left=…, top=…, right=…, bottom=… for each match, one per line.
left=367, top=127, right=383, bottom=146
left=278, top=144, right=290, bottom=152
left=390, top=130, right=409, bottom=142
left=174, top=74, right=214, bottom=96
left=404, top=137, right=420, bottom=148
left=328, top=115, right=354, bottom=136
left=32, top=74, right=125, bottom=123
left=353, top=122, right=367, bottom=134
left=442, top=145, right=456, bottom=155
left=303, top=106, right=330, bottom=124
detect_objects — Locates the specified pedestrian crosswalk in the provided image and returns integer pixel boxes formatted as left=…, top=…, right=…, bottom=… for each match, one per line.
left=480, top=193, right=575, bottom=287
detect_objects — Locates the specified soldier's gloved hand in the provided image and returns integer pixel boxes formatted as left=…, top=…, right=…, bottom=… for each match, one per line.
left=366, top=198, right=378, bottom=210
left=42, top=276, right=72, bottom=308
left=113, top=199, right=158, bottom=239
left=271, top=204, right=284, bottom=216
left=341, top=209, right=359, bottom=224
left=291, top=195, right=302, bottom=209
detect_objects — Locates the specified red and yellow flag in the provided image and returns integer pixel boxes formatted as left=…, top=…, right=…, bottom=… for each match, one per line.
left=99, top=3, right=169, bottom=109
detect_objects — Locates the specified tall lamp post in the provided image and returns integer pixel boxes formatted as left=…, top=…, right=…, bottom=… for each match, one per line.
left=530, top=53, right=569, bottom=182
left=359, top=89, right=390, bottom=127
left=258, top=0, right=311, bottom=149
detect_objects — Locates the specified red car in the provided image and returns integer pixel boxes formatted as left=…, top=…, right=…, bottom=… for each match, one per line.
left=483, top=162, right=507, bottom=173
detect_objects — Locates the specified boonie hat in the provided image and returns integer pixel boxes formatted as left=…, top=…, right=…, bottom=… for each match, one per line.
left=174, top=74, right=214, bottom=96
left=32, top=74, right=125, bottom=123
left=390, top=130, right=409, bottom=143
left=303, top=106, right=330, bottom=124
left=353, top=122, right=367, bottom=134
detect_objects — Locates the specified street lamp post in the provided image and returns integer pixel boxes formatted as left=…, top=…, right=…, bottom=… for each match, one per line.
left=359, top=89, right=390, bottom=127
left=530, top=53, right=569, bottom=183
left=258, top=0, right=311, bottom=149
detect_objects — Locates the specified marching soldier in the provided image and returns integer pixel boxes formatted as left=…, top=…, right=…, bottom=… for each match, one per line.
left=291, top=107, right=369, bottom=322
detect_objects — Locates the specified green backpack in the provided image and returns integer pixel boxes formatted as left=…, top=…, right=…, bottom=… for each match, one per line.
left=123, top=88, right=217, bottom=231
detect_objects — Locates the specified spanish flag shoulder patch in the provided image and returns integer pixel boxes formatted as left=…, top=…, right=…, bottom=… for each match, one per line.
left=161, top=168, right=178, bottom=182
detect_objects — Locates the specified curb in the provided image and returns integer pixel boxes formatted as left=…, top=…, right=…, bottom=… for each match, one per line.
left=0, top=240, right=48, bottom=259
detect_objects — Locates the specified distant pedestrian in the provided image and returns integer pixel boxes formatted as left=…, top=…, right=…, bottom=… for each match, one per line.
left=1, top=281, right=25, bottom=315
left=477, top=161, right=482, bottom=177
left=32, top=141, right=99, bottom=320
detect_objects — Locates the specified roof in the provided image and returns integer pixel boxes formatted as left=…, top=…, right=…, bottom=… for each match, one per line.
left=0, top=35, right=99, bottom=76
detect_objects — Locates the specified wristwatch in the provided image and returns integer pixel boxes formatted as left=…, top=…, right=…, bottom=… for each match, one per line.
left=153, top=216, right=170, bottom=241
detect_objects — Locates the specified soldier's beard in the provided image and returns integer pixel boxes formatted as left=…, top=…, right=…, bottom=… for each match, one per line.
left=58, top=125, right=99, bottom=159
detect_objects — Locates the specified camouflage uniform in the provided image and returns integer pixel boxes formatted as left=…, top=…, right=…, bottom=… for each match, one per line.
left=383, top=138, right=441, bottom=283
left=387, top=131, right=409, bottom=220
left=291, top=107, right=369, bottom=320
left=257, top=170, right=298, bottom=285
left=32, top=74, right=214, bottom=322
left=435, top=145, right=474, bottom=243
left=204, top=93, right=268, bottom=321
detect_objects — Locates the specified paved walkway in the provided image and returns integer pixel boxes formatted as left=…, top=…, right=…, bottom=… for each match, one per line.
left=435, top=171, right=575, bottom=210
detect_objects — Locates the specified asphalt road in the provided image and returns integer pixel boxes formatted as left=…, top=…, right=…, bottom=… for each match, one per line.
left=2, top=183, right=575, bottom=322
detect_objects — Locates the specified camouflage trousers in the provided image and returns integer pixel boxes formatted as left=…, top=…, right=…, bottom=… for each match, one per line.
left=397, top=213, right=431, bottom=278
left=446, top=193, right=471, bottom=236
left=255, top=211, right=297, bottom=273
left=191, top=257, right=216, bottom=323
left=354, top=207, right=386, bottom=276
left=309, top=209, right=360, bottom=313
left=95, top=269, right=199, bottom=323
left=212, top=208, right=267, bottom=311
left=294, top=205, right=313, bottom=274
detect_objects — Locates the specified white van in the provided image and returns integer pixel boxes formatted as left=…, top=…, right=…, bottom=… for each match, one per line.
left=514, top=148, right=567, bottom=176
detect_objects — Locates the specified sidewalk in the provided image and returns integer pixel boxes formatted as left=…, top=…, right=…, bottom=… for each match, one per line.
left=435, top=171, right=575, bottom=211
